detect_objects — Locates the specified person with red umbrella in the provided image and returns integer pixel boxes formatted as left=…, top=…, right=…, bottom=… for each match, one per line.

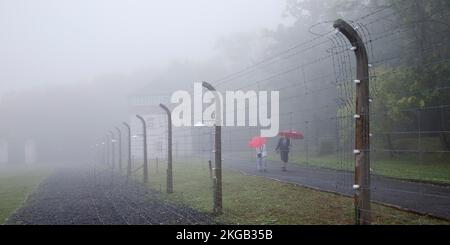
left=275, top=130, right=303, bottom=171
left=248, top=136, right=268, bottom=172
left=275, top=135, right=291, bottom=171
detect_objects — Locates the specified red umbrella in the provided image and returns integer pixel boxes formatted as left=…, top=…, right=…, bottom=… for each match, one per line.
left=248, top=136, right=267, bottom=148
left=279, top=130, right=304, bottom=140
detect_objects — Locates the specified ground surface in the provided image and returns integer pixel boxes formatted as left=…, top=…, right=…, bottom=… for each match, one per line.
left=0, top=166, right=50, bottom=223
left=4, top=162, right=448, bottom=225
left=285, top=154, right=450, bottom=184
left=5, top=167, right=215, bottom=225
left=144, top=159, right=448, bottom=225
left=223, top=156, right=450, bottom=220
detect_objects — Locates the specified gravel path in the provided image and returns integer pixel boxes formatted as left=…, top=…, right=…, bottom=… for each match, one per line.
left=5, top=167, right=215, bottom=225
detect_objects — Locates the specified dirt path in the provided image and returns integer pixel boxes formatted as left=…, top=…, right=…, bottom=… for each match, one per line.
left=5, top=167, right=215, bottom=225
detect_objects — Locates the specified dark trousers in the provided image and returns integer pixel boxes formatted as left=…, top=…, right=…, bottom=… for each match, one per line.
left=280, top=151, right=289, bottom=163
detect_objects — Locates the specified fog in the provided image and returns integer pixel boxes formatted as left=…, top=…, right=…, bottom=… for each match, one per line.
left=1, top=0, right=449, bottom=226
left=0, top=0, right=291, bottom=91
left=0, top=0, right=294, bottom=165
left=1, top=0, right=447, bottom=169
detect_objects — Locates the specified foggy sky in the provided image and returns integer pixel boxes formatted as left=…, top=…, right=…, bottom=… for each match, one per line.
left=0, top=0, right=293, bottom=92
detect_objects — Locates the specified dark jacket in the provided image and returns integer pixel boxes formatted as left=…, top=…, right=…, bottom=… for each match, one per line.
left=275, top=138, right=291, bottom=152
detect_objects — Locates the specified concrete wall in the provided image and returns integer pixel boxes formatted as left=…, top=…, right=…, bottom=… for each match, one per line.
left=24, top=139, right=37, bottom=164
left=0, top=139, right=7, bottom=164
left=0, top=138, right=38, bottom=164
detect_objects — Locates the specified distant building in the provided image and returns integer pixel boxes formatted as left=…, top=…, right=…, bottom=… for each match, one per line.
left=0, top=139, right=7, bottom=164
left=24, top=139, right=37, bottom=164
left=0, top=138, right=37, bottom=165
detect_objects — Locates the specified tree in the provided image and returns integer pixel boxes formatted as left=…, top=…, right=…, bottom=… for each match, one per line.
left=282, top=0, right=450, bottom=152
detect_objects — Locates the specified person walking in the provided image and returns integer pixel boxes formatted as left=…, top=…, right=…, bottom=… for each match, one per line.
left=275, top=135, right=290, bottom=171
left=256, top=143, right=268, bottom=172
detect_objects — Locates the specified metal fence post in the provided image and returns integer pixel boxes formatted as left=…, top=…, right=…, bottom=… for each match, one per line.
left=136, top=115, right=149, bottom=183
left=334, top=19, right=371, bottom=225
left=103, top=136, right=108, bottom=165
left=123, top=122, right=132, bottom=178
left=108, top=130, right=115, bottom=170
left=105, top=135, right=110, bottom=166
left=115, top=127, right=122, bottom=173
left=159, top=103, right=173, bottom=194
left=202, top=81, right=222, bottom=215
left=208, top=160, right=212, bottom=180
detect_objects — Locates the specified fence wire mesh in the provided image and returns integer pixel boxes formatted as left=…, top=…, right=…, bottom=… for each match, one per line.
left=95, top=1, right=450, bottom=225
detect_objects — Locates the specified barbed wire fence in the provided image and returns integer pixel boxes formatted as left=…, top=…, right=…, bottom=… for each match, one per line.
left=352, top=1, right=450, bottom=224
left=93, top=1, right=450, bottom=225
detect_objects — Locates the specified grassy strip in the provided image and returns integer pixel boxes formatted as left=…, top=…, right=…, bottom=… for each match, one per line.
left=0, top=166, right=50, bottom=224
left=142, top=159, right=449, bottom=225
left=265, top=153, right=450, bottom=185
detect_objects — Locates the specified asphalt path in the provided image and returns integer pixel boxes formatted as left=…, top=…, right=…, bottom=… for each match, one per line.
left=224, top=156, right=450, bottom=220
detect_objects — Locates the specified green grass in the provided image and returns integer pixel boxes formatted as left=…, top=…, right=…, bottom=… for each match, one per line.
left=259, top=136, right=450, bottom=184
left=283, top=154, right=450, bottom=184
left=0, top=165, right=50, bottom=224
left=139, top=159, right=449, bottom=225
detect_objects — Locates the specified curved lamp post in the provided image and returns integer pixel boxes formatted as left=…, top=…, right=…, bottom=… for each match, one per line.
left=105, top=134, right=110, bottom=166
left=159, top=103, right=173, bottom=194
left=202, top=81, right=222, bottom=215
left=136, top=115, right=149, bottom=183
left=334, top=19, right=370, bottom=225
left=123, top=122, right=132, bottom=178
left=115, top=127, right=122, bottom=173
left=108, top=130, right=115, bottom=169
